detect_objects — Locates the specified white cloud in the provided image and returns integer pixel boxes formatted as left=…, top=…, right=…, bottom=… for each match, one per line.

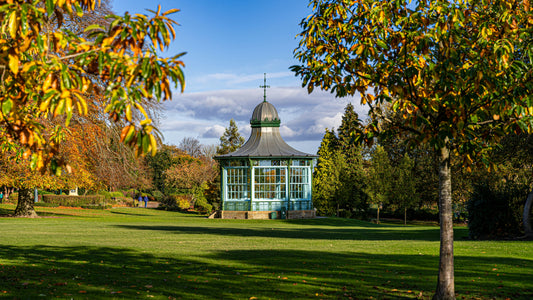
left=202, top=124, right=226, bottom=138
left=161, top=86, right=367, bottom=154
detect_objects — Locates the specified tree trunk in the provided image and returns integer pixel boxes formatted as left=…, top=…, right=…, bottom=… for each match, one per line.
left=433, top=145, right=455, bottom=300
left=13, top=188, right=38, bottom=218
left=404, top=207, right=407, bottom=226
left=524, top=190, right=533, bottom=238
left=377, top=205, right=380, bottom=224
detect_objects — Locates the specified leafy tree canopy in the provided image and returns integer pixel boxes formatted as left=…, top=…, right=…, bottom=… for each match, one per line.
left=0, top=0, right=185, bottom=174
left=292, top=1, right=533, bottom=298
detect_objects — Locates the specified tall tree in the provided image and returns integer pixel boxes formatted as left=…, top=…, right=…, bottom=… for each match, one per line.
left=292, top=1, right=533, bottom=298
left=179, top=137, right=202, bottom=158
left=366, top=145, right=392, bottom=223
left=392, top=154, right=418, bottom=225
left=216, top=119, right=245, bottom=155
left=313, top=129, right=343, bottom=216
left=145, top=144, right=185, bottom=194
left=0, top=1, right=185, bottom=216
left=164, top=153, right=218, bottom=210
left=336, top=103, right=368, bottom=217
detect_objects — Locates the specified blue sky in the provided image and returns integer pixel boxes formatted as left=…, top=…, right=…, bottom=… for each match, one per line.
left=111, top=0, right=364, bottom=154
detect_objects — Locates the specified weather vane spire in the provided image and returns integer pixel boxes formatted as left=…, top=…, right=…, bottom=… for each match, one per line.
left=259, top=73, right=270, bottom=102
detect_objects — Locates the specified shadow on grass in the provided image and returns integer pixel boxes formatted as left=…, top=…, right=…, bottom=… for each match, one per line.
left=0, top=245, right=531, bottom=299
left=110, top=211, right=152, bottom=217
left=0, top=206, right=95, bottom=218
left=115, top=224, right=445, bottom=241
left=0, top=206, right=13, bottom=216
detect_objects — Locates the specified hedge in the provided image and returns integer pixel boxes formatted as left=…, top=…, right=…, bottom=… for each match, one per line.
left=41, top=195, right=105, bottom=207
left=467, top=181, right=528, bottom=239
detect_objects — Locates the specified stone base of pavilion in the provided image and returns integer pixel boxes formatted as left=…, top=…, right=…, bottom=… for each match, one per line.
left=208, top=210, right=316, bottom=220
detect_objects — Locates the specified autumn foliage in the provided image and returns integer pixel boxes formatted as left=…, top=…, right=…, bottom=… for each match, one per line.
left=0, top=0, right=185, bottom=174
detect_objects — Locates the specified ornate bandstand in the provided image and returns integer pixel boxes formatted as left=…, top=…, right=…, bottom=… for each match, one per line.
left=214, top=77, right=317, bottom=219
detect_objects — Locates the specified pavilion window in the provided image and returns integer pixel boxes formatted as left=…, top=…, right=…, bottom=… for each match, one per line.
left=254, top=167, right=286, bottom=199
left=289, top=167, right=310, bottom=200
left=226, top=167, right=249, bottom=200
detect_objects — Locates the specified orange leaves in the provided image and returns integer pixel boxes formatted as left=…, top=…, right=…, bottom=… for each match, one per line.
left=0, top=1, right=185, bottom=173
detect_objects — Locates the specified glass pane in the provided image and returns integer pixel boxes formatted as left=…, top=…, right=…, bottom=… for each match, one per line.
left=226, top=167, right=250, bottom=200
left=254, top=167, right=287, bottom=199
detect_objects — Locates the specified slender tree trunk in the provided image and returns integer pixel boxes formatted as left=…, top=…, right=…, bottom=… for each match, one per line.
left=433, top=145, right=455, bottom=300
left=404, top=207, right=407, bottom=226
left=524, top=190, right=533, bottom=238
left=377, top=205, right=380, bottom=224
left=13, top=188, right=38, bottom=218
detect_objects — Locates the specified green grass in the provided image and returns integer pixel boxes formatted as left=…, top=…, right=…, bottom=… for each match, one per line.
left=0, top=204, right=531, bottom=299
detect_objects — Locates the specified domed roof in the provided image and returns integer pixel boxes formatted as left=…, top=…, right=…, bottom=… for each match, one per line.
left=250, top=101, right=280, bottom=128
left=215, top=99, right=317, bottom=159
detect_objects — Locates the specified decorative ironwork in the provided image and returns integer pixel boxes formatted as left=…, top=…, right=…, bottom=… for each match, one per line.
left=259, top=73, right=270, bottom=102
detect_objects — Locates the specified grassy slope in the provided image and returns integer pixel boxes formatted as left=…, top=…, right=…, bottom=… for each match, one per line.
left=0, top=204, right=531, bottom=299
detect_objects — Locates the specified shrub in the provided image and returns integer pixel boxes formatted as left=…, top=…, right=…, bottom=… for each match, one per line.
left=8, top=192, right=18, bottom=203
left=158, top=194, right=177, bottom=210
left=151, top=190, right=164, bottom=201
left=176, top=195, right=191, bottom=210
left=42, top=195, right=105, bottom=207
left=159, top=194, right=190, bottom=211
left=98, top=191, right=112, bottom=199
left=467, top=182, right=528, bottom=239
left=195, top=196, right=212, bottom=214
left=109, top=191, right=124, bottom=198
left=80, top=204, right=112, bottom=210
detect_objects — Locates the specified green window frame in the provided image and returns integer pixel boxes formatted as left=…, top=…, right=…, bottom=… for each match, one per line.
left=289, top=167, right=311, bottom=200
left=226, top=167, right=250, bottom=200
left=254, top=167, right=286, bottom=199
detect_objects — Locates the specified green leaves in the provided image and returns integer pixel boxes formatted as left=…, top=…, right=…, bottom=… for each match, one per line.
left=293, top=0, right=533, bottom=163
left=0, top=1, right=186, bottom=172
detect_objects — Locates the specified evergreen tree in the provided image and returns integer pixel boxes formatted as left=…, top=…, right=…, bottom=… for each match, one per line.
left=145, top=145, right=185, bottom=195
left=336, top=103, right=369, bottom=217
left=367, top=146, right=392, bottom=223
left=313, top=129, right=342, bottom=216
left=217, top=119, right=245, bottom=155
left=391, top=154, right=418, bottom=225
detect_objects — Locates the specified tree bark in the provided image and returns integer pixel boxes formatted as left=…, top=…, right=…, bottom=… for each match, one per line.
left=524, top=190, right=533, bottom=238
left=433, top=145, right=455, bottom=300
left=13, top=188, right=38, bottom=218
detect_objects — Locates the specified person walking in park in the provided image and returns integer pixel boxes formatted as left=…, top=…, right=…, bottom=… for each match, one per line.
left=138, top=195, right=142, bottom=207
left=143, top=196, right=149, bottom=208
left=0, top=192, right=3, bottom=204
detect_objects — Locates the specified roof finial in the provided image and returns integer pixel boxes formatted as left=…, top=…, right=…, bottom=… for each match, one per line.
left=259, top=73, right=270, bottom=102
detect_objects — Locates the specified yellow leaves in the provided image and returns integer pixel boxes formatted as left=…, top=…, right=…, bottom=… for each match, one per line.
left=140, top=119, right=152, bottom=126
left=481, top=27, right=492, bottom=38
left=378, top=10, right=385, bottom=23
left=125, top=105, right=132, bottom=122
left=120, top=125, right=136, bottom=143
left=135, top=102, right=149, bottom=119
left=7, top=11, right=18, bottom=37
left=53, top=99, right=65, bottom=118
left=355, top=43, right=364, bottom=55
left=73, top=92, right=88, bottom=115
left=149, top=134, right=157, bottom=156
left=8, top=53, right=19, bottom=74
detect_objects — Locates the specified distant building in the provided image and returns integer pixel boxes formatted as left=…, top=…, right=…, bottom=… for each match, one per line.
left=214, top=94, right=317, bottom=219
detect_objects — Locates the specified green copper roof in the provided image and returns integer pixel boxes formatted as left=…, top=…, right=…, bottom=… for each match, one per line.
left=216, top=100, right=317, bottom=159
left=250, top=101, right=280, bottom=128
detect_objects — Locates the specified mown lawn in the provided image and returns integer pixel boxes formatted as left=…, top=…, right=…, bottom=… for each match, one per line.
left=0, top=204, right=531, bottom=299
